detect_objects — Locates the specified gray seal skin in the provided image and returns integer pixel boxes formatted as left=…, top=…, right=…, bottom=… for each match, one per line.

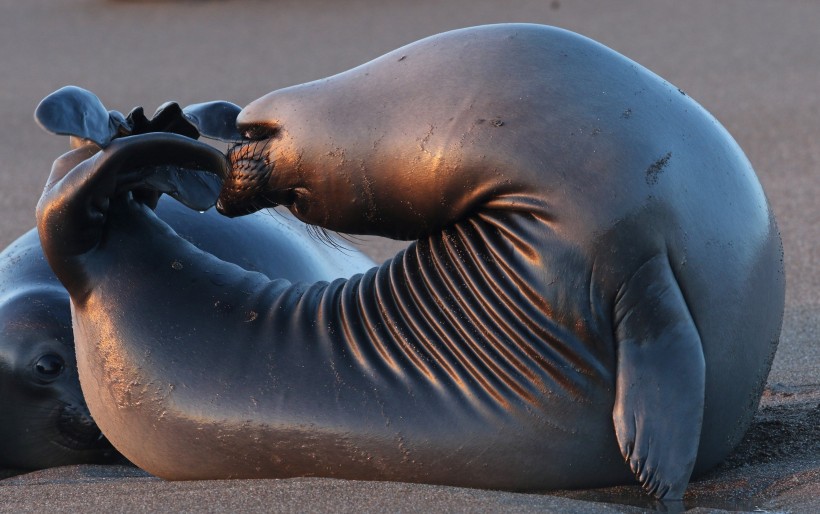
left=0, top=195, right=372, bottom=471
left=36, top=24, right=784, bottom=500
left=0, top=228, right=109, bottom=470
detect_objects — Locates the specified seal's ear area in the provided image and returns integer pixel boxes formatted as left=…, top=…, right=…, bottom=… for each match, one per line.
left=612, top=255, right=705, bottom=501
left=34, top=86, right=119, bottom=147
left=183, top=101, right=243, bottom=142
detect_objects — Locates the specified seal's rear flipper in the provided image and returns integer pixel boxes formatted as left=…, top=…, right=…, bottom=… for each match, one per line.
left=35, top=86, right=120, bottom=147
left=183, top=101, right=243, bottom=142
left=613, top=255, right=705, bottom=500
left=138, top=165, right=223, bottom=212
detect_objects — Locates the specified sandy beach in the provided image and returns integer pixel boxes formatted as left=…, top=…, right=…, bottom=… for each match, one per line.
left=0, top=0, right=817, bottom=512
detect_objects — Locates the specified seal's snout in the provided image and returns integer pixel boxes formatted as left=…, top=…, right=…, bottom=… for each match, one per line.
left=216, top=139, right=276, bottom=217
left=58, top=403, right=104, bottom=450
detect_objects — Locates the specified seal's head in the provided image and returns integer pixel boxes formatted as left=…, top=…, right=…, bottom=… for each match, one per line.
left=0, top=290, right=117, bottom=470
left=217, top=89, right=312, bottom=219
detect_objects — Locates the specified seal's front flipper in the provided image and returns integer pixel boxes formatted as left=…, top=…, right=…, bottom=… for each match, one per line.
left=613, top=255, right=705, bottom=500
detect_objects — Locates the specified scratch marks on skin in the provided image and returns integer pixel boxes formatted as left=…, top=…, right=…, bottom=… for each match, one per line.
left=645, top=152, right=672, bottom=186
left=475, top=118, right=504, bottom=128
left=361, top=173, right=378, bottom=223
left=418, top=124, right=435, bottom=154
left=371, top=133, right=385, bottom=151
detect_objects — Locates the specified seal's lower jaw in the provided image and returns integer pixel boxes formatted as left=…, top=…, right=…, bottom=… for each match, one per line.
left=215, top=181, right=277, bottom=218
left=50, top=403, right=121, bottom=465
left=57, top=404, right=108, bottom=451
left=215, top=198, right=259, bottom=218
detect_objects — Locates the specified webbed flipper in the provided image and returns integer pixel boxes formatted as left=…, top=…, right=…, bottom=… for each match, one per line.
left=34, top=86, right=119, bottom=147
left=613, top=255, right=705, bottom=500
left=183, top=101, right=243, bottom=142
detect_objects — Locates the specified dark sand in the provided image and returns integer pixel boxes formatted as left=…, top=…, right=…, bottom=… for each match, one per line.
left=1, top=0, right=817, bottom=512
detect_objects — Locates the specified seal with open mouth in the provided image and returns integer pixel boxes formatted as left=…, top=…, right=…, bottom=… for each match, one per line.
left=36, top=25, right=784, bottom=500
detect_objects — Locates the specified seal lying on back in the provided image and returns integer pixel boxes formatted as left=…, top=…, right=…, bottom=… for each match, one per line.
left=36, top=24, right=784, bottom=500
left=1, top=90, right=372, bottom=472
left=0, top=198, right=372, bottom=471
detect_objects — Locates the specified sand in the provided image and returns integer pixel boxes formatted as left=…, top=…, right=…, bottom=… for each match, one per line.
left=1, top=0, right=817, bottom=512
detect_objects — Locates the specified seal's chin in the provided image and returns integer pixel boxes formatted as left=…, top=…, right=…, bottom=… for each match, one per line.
left=56, top=403, right=120, bottom=463
left=57, top=404, right=106, bottom=451
left=217, top=140, right=276, bottom=217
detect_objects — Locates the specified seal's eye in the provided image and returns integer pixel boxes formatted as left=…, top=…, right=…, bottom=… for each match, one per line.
left=242, top=124, right=278, bottom=141
left=34, top=354, right=65, bottom=379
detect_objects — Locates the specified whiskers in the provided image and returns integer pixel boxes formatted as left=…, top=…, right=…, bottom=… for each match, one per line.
left=258, top=206, right=356, bottom=255
left=227, top=139, right=270, bottom=168
left=2, top=400, right=62, bottom=424
left=0, top=403, right=113, bottom=468
left=306, top=224, right=347, bottom=252
left=224, top=140, right=360, bottom=256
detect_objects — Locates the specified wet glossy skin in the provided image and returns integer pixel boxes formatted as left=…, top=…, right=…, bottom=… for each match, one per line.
left=1, top=196, right=372, bottom=471
left=36, top=24, right=784, bottom=500
left=0, top=229, right=114, bottom=470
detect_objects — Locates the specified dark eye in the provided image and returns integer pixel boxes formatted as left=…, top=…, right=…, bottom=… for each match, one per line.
left=242, top=124, right=277, bottom=141
left=34, top=354, right=65, bottom=379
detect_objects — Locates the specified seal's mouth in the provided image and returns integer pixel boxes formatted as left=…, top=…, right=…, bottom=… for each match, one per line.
left=57, top=403, right=106, bottom=450
left=55, top=403, right=119, bottom=462
left=216, top=140, right=277, bottom=217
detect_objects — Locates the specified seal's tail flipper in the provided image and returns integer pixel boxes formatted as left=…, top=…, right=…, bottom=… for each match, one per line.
left=37, top=133, right=228, bottom=298
left=183, top=101, right=243, bottom=142
left=34, top=86, right=127, bottom=148
left=612, top=254, right=705, bottom=500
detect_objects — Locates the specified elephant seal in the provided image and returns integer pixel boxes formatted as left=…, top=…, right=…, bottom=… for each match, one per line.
left=36, top=24, right=784, bottom=500
left=1, top=90, right=371, bottom=472
left=3, top=88, right=372, bottom=471
left=0, top=227, right=114, bottom=470
left=0, top=198, right=372, bottom=471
